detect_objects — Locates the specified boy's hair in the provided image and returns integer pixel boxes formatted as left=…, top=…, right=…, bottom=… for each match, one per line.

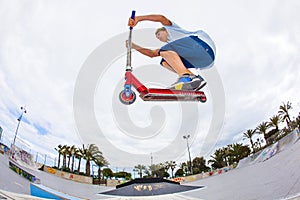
left=155, top=27, right=167, bottom=35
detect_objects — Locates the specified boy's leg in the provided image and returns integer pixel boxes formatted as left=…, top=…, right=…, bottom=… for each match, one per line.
left=160, top=51, right=204, bottom=90
left=161, top=61, right=177, bottom=73
left=160, top=50, right=194, bottom=76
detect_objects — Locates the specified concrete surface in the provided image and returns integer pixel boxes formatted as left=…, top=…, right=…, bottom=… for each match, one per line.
left=0, top=137, right=300, bottom=200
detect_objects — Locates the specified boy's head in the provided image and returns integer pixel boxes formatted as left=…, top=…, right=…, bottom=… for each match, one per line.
left=155, top=27, right=168, bottom=42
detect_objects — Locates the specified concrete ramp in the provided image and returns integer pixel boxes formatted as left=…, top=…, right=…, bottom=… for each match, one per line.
left=101, top=178, right=203, bottom=197
left=184, top=130, right=300, bottom=200
left=237, top=129, right=300, bottom=168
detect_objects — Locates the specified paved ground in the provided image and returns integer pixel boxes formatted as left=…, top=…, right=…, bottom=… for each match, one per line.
left=184, top=138, right=300, bottom=200
left=1, top=138, right=300, bottom=200
left=0, top=154, right=31, bottom=195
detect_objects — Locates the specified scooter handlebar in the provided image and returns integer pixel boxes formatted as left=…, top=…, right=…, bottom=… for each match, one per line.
left=129, top=10, right=136, bottom=30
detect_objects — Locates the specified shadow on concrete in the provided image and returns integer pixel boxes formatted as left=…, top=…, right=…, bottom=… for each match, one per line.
left=100, top=178, right=203, bottom=196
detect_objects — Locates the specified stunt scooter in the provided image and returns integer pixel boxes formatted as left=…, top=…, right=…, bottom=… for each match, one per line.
left=119, top=11, right=207, bottom=105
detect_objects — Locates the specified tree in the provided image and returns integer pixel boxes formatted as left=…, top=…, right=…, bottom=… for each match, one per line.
left=60, top=145, right=68, bottom=170
left=64, top=145, right=71, bottom=170
left=208, top=143, right=251, bottom=170
left=164, top=161, right=171, bottom=176
left=82, top=144, right=102, bottom=176
left=114, top=171, right=132, bottom=180
left=265, top=115, right=281, bottom=144
left=243, top=129, right=256, bottom=152
left=192, top=157, right=210, bottom=174
left=222, top=146, right=232, bottom=166
left=68, top=145, right=77, bottom=172
left=170, top=161, right=176, bottom=178
left=268, top=115, right=281, bottom=131
left=230, top=143, right=251, bottom=163
left=174, top=168, right=184, bottom=177
left=54, top=144, right=64, bottom=169
left=208, top=149, right=227, bottom=169
left=296, top=114, right=300, bottom=130
left=102, top=168, right=114, bottom=179
left=147, top=163, right=169, bottom=178
left=93, top=154, right=109, bottom=181
left=256, top=122, right=269, bottom=146
left=65, top=145, right=77, bottom=171
left=278, top=101, right=292, bottom=127
left=75, top=147, right=84, bottom=173
left=147, top=164, right=155, bottom=177
left=164, top=161, right=176, bottom=178
left=134, top=164, right=146, bottom=178
left=71, top=147, right=80, bottom=172
left=295, top=114, right=300, bottom=131
left=179, top=162, right=189, bottom=176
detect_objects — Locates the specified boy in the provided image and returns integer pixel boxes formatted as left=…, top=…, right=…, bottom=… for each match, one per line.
left=128, top=14, right=216, bottom=90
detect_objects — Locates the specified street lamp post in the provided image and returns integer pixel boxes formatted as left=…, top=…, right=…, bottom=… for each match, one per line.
left=12, top=106, right=27, bottom=148
left=183, top=134, right=192, bottom=175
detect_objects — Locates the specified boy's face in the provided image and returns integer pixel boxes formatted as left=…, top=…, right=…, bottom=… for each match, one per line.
left=156, top=30, right=168, bottom=42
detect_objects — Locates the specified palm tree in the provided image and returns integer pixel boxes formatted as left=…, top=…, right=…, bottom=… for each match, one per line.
left=295, top=113, right=300, bottom=131
left=82, top=144, right=102, bottom=176
left=76, top=147, right=84, bottom=173
left=278, top=101, right=292, bottom=127
left=54, top=144, right=64, bottom=169
left=269, top=115, right=280, bottom=131
left=180, top=162, right=189, bottom=176
left=93, top=154, right=109, bottom=182
left=295, top=115, right=300, bottom=131
left=148, top=164, right=162, bottom=178
left=209, top=143, right=250, bottom=169
left=266, top=115, right=281, bottom=143
left=61, top=145, right=68, bottom=169
left=208, top=149, right=227, bottom=169
left=152, top=163, right=168, bottom=178
left=65, top=145, right=72, bottom=170
left=223, top=146, right=232, bottom=166
left=256, top=122, right=269, bottom=145
left=82, top=144, right=91, bottom=176
left=243, top=129, right=256, bottom=152
left=170, top=161, right=176, bottom=178
left=230, top=143, right=251, bottom=163
left=69, top=145, right=77, bottom=172
left=164, top=161, right=176, bottom=178
left=134, top=164, right=146, bottom=178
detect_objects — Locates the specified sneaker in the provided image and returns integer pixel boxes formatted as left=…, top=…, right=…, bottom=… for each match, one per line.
left=193, top=75, right=207, bottom=91
left=169, top=74, right=205, bottom=90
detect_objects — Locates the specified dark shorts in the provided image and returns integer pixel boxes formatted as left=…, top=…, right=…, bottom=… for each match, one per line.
left=158, top=36, right=215, bottom=69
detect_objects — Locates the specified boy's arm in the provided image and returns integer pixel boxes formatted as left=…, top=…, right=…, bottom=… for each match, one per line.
left=129, top=41, right=159, bottom=58
left=133, top=43, right=160, bottom=58
left=128, top=14, right=172, bottom=27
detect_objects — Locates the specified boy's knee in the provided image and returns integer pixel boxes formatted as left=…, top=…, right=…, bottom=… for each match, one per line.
left=160, top=50, right=178, bottom=57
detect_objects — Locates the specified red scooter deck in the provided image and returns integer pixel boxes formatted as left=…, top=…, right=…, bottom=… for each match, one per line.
left=139, top=88, right=207, bottom=102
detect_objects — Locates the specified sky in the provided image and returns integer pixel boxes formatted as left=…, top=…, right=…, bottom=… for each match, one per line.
left=0, top=0, right=300, bottom=170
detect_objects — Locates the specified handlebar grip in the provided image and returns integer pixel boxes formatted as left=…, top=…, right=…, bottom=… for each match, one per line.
left=129, top=10, right=136, bottom=30
left=131, top=10, right=136, bottom=19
